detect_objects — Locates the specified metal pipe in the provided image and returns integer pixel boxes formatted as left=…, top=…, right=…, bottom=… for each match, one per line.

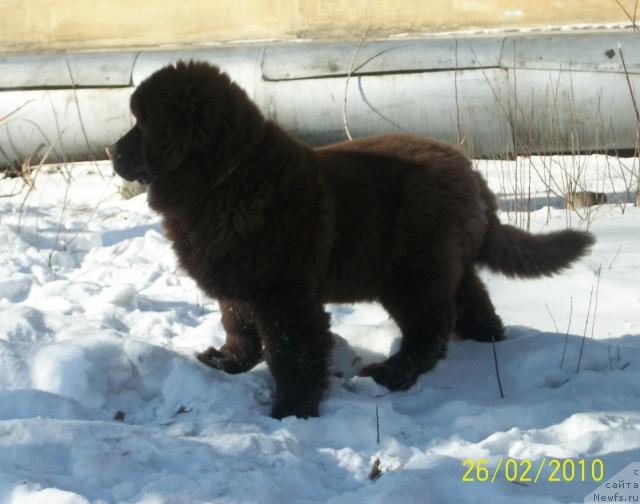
left=1, top=31, right=639, bottom=168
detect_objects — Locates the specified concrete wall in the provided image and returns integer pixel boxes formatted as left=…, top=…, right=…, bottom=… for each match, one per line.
left=0, top=0, right=630, bottom=51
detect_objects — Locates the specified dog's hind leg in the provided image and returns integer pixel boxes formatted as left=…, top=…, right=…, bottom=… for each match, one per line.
left=454, top=269, right=505, bottom=342
left=197, top=300, right=263, bottom=374
left=360, top=261, right=460, bottom=390
left=253, top=287, right=334, bottom=419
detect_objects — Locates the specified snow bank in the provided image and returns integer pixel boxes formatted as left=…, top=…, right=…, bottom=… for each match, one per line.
left=0, top=160, right=638, bottom=503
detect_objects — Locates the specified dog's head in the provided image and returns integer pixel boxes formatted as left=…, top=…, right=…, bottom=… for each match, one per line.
left=111, top=60, right=263, bottom=185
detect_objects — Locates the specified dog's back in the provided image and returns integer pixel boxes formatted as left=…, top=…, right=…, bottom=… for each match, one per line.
left=315, top=135, right=488, bottom=302
left=316, top=134, right=594, bottom=286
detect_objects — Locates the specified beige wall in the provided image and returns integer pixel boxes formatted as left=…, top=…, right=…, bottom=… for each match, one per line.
left=0, top=0, right=631, bottom=51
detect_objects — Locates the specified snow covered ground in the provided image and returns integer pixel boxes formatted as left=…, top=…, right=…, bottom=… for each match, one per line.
left=0, top=157, right=638, bottom=503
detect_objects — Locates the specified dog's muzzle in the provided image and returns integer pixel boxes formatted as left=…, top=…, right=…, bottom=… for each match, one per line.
left=110, top=126, right=153, bottom=184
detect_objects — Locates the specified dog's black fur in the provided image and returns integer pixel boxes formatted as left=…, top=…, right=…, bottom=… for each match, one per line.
left=112, top=61, right=594, bottom=419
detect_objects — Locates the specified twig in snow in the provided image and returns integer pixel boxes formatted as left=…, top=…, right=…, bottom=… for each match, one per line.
left=20, top=156, right=36, bottom=189
left=608, top=337, right=620, bottom=372
left=491, top=333, right=504, bottom=399
left=608, top=245, right=622, bottom=270
left=589, top=266, right=602, bottom=340
left=49, top=167, right=73, bottom=267
left=0, top=188, right=24, bottom=198
left=175, top=404, right=193, bottom=415
left=576, top=286, right=594, bottom=373
left=560, top=297, right=573, bottom=370
left=545, top=304, right=560, bottom=333
left=576, top=267, right=601, bottom=373
left=376, top=404, right=380, bottom=444
left=17, top=129, right=67, bottom=232
left=368, top=458, right=382, bottom=481
left=608, top=341, right=613, bottom=372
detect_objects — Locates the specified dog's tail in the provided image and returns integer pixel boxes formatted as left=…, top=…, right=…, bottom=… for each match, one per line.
left=475, top=174, right=595, bottom=278
left=478, top=223, right=594, bottom=278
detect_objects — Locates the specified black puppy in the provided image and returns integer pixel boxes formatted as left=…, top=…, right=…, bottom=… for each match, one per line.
left=112, top=61, right=594, bottom=419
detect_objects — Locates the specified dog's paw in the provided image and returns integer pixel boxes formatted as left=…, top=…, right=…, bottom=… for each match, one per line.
left=196, top=347, right=227, bottom=369
left=270, top=388, right=322, bottom=420
left=359, top=360, right=418, bottom=391
left=196, top=347, right=245, bottom=374
left=271, top=398, right=319, bottom=420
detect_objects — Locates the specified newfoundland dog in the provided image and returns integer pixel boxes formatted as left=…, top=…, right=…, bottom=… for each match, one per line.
left=111, top=61, right=594, bottom=419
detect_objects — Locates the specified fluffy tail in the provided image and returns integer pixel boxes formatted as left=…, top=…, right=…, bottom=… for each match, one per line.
left=478, top=223, right=595, bottom=278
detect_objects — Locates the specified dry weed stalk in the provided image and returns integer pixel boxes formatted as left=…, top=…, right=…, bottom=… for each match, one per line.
left=613, top=0, right=639, bottom=31
left=576, top=266, right=602, bottom=373
left=64, top=56, right=107, bottom=180
left=454, top=39, right=463, bottom=147
left=17, top=129, right=67, bottom=232
left=343, top=26, right=370, bottom=141
left=617, top=45, right=640, bottom=207
left=560, top=297, right=573, bottom=370
left=545, top=304, right=560, bottom=333
left=0, top=100, right=35, bottom=125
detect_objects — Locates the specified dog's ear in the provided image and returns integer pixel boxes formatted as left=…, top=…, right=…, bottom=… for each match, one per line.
left=130, top=62, right=217, bottom=176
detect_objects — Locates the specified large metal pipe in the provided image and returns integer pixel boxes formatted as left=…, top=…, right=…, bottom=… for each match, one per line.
left=1, top=31, right=639, bottom=168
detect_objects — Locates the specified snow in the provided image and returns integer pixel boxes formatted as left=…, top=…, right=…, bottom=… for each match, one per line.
left=0, top=157, right=638, bottom=503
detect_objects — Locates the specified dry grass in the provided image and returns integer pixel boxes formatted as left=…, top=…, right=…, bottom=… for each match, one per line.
left=2, top=36, right=639, bottom=278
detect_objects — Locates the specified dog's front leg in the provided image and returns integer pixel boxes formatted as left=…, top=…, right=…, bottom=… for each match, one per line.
left=253, top=287, right=333, bottom=419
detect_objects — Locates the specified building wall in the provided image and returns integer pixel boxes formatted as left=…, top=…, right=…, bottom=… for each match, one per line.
left=0, top=0, right=631, bottom=51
